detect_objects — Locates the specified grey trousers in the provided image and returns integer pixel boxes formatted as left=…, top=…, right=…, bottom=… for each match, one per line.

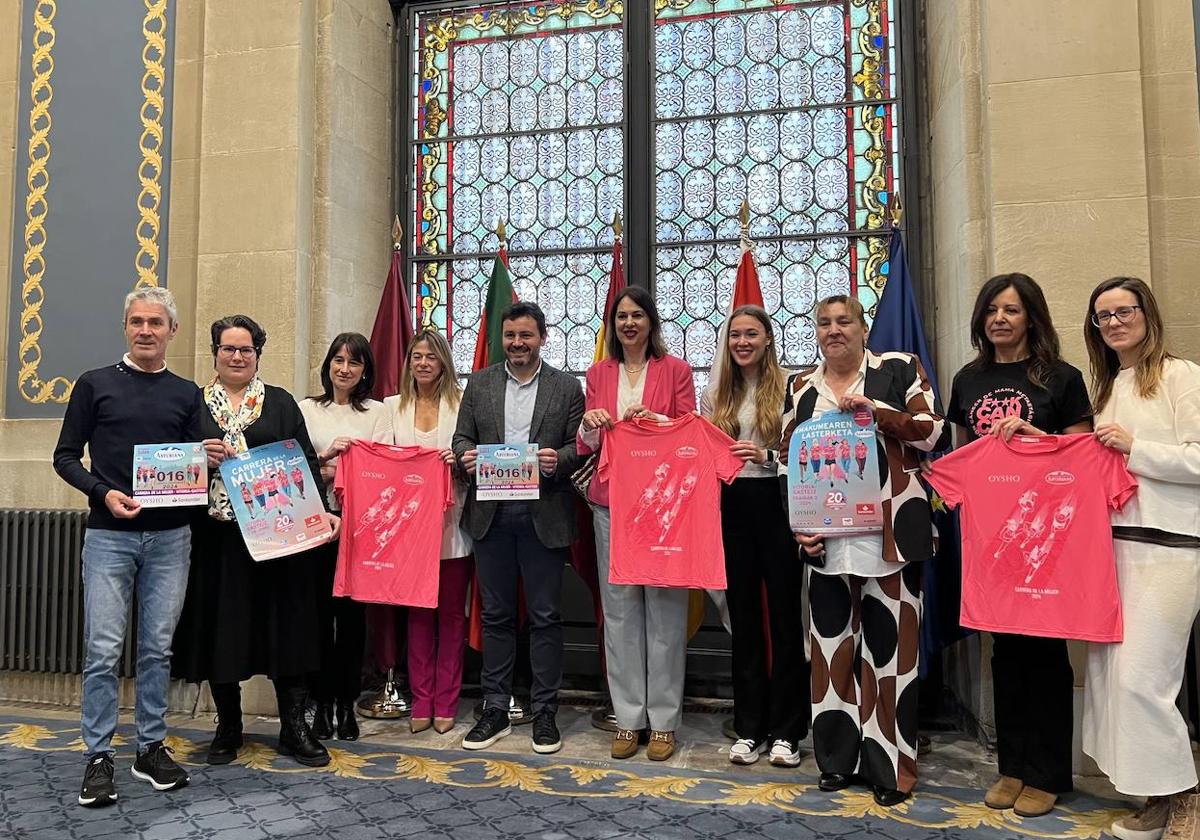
left=593, top=504, right=689, bottom=732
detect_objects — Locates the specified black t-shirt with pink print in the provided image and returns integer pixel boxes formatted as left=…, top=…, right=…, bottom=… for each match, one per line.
left=947, top=359, right=1091, bottom=442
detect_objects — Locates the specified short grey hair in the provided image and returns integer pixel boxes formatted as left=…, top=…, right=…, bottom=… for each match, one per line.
left=123, top=286, right=178, bottom=326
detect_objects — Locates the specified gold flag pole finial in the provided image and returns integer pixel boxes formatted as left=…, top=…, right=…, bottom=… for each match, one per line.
left=612, top=211, right=623, bottom=239
left=392, top=215, right=403, bottom=251
left=738, top=198, right=750, bottom=235
left=497, top=219, right=507, bottom=245
left=889, top=193, right=904, bottom=227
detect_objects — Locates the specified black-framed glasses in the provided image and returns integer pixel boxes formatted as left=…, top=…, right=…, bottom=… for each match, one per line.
left=1091, top=306, right=1142, bottom=327
left=217, top=345, right=258, bottom=358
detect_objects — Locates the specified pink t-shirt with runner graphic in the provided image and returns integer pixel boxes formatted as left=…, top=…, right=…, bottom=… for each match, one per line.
left=598, top=413, right=743, bottom=588
left=334, top=441, right=453, bottom=607
left=925, top=433, right=1137, bottom=642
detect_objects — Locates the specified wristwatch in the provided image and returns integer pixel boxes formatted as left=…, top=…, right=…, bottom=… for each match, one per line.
left=763, top=449, right=777, bottom=465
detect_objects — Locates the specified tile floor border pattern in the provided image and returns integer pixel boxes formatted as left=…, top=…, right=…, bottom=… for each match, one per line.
left=0, top=714, right=1129, bottom=839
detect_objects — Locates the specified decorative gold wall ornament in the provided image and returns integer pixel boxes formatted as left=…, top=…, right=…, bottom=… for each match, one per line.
left=16, top=0, right=72, bottom=405
left=15, top=0, right=170, bottom=405
left=135, top=0, right=169, bottom=290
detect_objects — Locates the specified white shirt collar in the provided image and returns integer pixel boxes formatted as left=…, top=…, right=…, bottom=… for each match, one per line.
left=504, top=359, right=543, bottom=386
left=122, top=353, right=168, bottom=374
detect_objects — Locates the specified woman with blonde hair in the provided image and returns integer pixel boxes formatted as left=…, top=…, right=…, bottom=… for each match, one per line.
left=701, top=305, right=809, bottom=767
left=1082, top=277, right=1200, bottom=840
left=384, top=328, right=472, bottom=735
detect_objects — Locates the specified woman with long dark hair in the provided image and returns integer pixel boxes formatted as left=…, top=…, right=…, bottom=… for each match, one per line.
left=578, top=285, right=695, bottom=761
left=702, top=305, right=809, bottom=767
left=299, top=332, right=392, bottom=741
left=1082, top=277, right=1200, bottom=840
left=946, top=274, right=1092, bottom=817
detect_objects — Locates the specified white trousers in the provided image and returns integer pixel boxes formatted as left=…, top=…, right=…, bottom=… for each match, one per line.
left=1083, top=539, right=1200, bottom=797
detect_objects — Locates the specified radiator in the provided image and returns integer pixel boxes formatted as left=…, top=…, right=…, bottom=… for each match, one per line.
left=0, top=510, right=135, bottom=676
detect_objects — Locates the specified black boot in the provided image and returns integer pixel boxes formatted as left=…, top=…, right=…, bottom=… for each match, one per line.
left=335, top=702, right=359, bottom=741
left=311, top=702, right=335, bottom=740
left=275, top=681, right=330, bottom=767
left=207, top=682, right=243, bottom=765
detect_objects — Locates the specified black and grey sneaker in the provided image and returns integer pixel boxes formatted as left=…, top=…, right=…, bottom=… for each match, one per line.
left=131, top=741, right=190, bottom=791
left=462, top=706, right=512, bottom=751
left=79, top=754, right=117, bottom=807
left=531, top=709, right=561, bottom=755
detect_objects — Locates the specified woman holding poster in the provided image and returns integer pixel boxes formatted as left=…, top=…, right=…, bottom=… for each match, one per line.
left=172, top=315, right=339, bottom=769
left=945, top=274, right=1092, bottom=818
left=299, top=333, right=392, bottom=743
left=700, top=305, right=809, bottom=769
left=782, top=295, right=943, bottom=807
left=579, top=286, right=695, bottom=761
left=1083, top=278, right=1200, bottom=840
left=384, top=328, right=472, bottom=736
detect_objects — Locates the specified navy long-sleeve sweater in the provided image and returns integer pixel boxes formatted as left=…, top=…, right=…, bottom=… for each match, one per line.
left=52, top=360, right=202, bottom=531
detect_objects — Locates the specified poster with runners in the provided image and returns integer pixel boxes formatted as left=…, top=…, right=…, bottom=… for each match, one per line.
left=787, top=408, right=884, bottom=535
left=219, top=439, right=333, bottom=561
left=131, top=442, right=208, bottom=507
left=475, top=443, right=540, bottom=501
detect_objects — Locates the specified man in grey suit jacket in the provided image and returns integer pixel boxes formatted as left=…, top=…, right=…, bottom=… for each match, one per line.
left=453, top=301, right=584, bottom=755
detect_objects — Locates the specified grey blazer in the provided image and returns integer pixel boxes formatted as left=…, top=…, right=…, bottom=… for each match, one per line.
left=452, top=361, right=585, bottom=549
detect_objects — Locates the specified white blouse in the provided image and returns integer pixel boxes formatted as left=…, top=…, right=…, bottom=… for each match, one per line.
left=700, top=381, right=776, bottom=480
left=1100, top=357, right=1200, bottom=539
left=298, top=397, right=392, bottom=511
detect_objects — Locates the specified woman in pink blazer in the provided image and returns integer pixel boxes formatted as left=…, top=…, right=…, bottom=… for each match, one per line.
left=578, top=286, right=695, bottom=761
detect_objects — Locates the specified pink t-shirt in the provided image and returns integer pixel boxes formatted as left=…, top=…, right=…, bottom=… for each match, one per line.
left=925, top=433, right=1137, bottom=642
left=597, top=413, right=743, bottom=588
left=333, top=441, right=453, bottom=608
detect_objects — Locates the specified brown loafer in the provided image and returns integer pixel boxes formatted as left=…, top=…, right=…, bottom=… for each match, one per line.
left=410, top=717, right=432, bottom=734
left=985, top=776, right=1024, bottom=809
left=647, top=730, right=675, bottom=762
left=1013, top=785, right=1057, bottom=817
left=612, top=728, right=638, bottom=760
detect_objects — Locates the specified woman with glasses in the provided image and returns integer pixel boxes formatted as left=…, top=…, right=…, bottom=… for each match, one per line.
left=945, top=274, right=1092, bottom=817
left=173, top=315, right=340, bottom=768
left=1082, top=278, right=1200, bottom=840
left=299, top=333, right=392, bottom=742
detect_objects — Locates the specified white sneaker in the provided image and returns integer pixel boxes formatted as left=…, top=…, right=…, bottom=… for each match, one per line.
left=768, top=739, right=801, bottom=767
left=729, top=738, right=766, bottom=765
left=1111, top=796, right=1171, bottom=840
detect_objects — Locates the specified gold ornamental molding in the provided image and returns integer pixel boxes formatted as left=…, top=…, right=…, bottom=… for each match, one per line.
left=136, top=0, right=170, bottom=290
left=16, top=0, right=70, bottom=405
left=16, top=0, right=169, bottom=405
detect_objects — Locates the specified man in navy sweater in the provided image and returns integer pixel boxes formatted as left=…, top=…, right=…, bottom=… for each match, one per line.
left=53, top=287, right=218, bottom=807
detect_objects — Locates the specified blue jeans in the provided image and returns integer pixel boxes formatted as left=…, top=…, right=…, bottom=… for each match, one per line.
left=81, top=526, right=191, bottom=756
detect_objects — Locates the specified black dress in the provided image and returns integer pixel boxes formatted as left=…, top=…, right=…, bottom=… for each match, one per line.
left=172, top=385, right=328, bottom=684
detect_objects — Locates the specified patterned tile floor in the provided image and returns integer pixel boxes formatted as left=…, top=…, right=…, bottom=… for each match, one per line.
left=0, top=701, right=1140, bottom=840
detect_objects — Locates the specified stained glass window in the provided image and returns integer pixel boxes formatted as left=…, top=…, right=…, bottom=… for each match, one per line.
left=654, top=0, right=899, bottom=392
left=409, top=2, right=624, bottom=376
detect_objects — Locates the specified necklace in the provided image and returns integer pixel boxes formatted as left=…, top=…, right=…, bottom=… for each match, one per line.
left=622, top=361, right=646, bottom=374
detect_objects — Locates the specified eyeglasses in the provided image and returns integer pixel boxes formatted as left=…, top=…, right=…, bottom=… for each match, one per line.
left=1091, top=306, right=1142, bottom=327
left=217, top=345, right=258, bottom=358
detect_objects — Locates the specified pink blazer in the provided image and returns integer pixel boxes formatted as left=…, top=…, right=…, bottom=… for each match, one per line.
left=578, top=354, right=696, bottom=506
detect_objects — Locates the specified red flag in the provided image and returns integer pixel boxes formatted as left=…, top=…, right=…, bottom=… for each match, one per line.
left=368, top=246, right=416, bottom=400
left=732, top=247, right=764, bottom=309
left=593, top=236, right=625, bottom=362
left=364, top=240, right=416, bottom=672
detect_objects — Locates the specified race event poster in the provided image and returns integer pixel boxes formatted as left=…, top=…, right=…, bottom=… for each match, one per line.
left=787, top=409, right=884, bottom=534
left=219, top=439, right=333, bottom=561
left=475, top=443, right=540, bottom=501
left=132, top=442, right=208, bottom=507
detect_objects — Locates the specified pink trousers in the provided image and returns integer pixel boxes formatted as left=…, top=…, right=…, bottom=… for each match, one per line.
left=407, top=555, right=473, bottom=719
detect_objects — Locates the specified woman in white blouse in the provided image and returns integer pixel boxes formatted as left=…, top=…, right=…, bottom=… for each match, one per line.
left=299, top=332, right=392, bottom=741
left=1083, top=277, right=1200, bottom=840
left=384, top=328, right=471, bottom=735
